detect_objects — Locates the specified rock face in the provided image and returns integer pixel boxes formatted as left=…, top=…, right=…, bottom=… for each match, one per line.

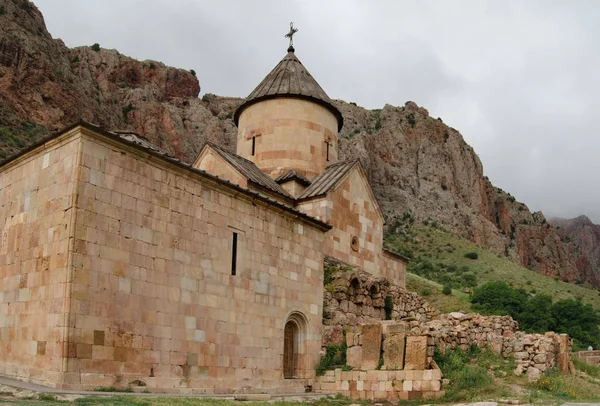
left=549, top=215, right=600, bottom=286
left=0, top=0, right=238, bottom=162
left=333, top=101, right=593, bottom=286
left=1, top=0, right=599, bottom=287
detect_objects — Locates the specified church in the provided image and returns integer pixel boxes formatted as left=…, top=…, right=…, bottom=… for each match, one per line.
left=0, top=30, right=406, bottom=392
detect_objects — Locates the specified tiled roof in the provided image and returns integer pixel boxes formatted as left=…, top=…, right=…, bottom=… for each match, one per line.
left=203, top=142, right=293, bottom=200
left=274, top=168, right=311, bottom=187
left=297, top=159, right=359, bottom=200
left=233, top=49, right=343, bottom=131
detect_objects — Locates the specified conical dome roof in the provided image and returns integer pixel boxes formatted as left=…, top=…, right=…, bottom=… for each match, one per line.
left=234, top=47, right=343, bottom=131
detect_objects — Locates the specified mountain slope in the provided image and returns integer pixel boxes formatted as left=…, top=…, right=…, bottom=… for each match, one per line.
left=1, top=0, right=599, bottom=289
left=550, top=215, right=600, bottom=282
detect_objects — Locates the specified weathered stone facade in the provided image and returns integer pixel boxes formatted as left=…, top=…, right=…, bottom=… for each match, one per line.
left=419, top=313, right=572, bottom=379
left=342, top=313, right=573, bottom=383
left=322, top=260, right=437, bottom=330
left=237, top=98, right=339, bottom=180
left=317, top=322, right=444, bottom=400
left=0, top=42, right=407, bottom=394
left=313, top=367, right=443, bottom=401
left=0, top=125, right=328, bottom=391
left=0, top=130, right=81, bottom=387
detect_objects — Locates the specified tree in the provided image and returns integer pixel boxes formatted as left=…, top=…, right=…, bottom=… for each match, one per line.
left=551, top=299, right=600, bottom=349
left=471, top=281, right=527, bottom=316
left=519, top=294, right=554, bottom=333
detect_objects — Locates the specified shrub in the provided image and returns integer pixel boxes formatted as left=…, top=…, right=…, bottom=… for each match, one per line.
left=122, top=103, right=136, bottom=117
left=90, top=43, right=101, bottom=52
left=464, top=252, right=478, bottom=260
left=0, top=5, right=6, bottom=15
left=434, top=348, right=496, bottom=401
left=551, top=299, right=600, bottom=349
left=323, top=266, right=335, bottom=286
left=442, top=285, right=452, bottom=295
left=441, top=183, right=448, bottom=190
left=384, top=296, right=393, bottom=320
left=38, top=394, right=56, bottom=401
left=95, top=386, right=133, bottom=393
left=471, top=281, right=527, bottom=316
left=420, top=288, right=431, bottom=296
left=535, top=368, right=575, bottom=398
left=189, top=69, right=196, bottom=76
left=316, top=343, right=347, bottom=376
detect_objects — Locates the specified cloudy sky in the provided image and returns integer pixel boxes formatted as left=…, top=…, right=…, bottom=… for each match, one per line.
left=35, top=0, right=600, bottom=222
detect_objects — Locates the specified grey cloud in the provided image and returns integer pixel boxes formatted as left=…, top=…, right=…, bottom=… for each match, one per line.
left=34, top=0, right=600, bottom=222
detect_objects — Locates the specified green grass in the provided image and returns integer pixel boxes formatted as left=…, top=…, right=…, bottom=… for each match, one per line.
left=434, top=346, right=516, bottom=402
left=387, top=224, right=600, bottom=309
left=573, top=358, right=600, bottom=379
left=4, top=397, right=364, bottom=406
left=95, top=387, right=134, bottom=393
left=406, top=273, right=473, bottom=313
left=0, top=121, right=49, bottom=160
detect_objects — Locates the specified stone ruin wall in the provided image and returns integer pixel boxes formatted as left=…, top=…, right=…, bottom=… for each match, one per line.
left=322, top=258, right=439, bottom=329
left=321, top=259, right=574, bottom=382
left=413, top=313, right=573, bottom=380
left=573, top=350, right=600, bottom=366
left=315, top=322, right=444, bottom=401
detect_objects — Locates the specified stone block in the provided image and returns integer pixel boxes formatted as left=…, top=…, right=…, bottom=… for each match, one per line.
left=527, top=367, right=541, bottom=381
left=558, top=352, right=570, bottom=375
left=404, top=336, right=428, bottom=370
left=381, top=321, right=408, bottom=336
left=361, top=324, right=382, bottom=370
left=383, top=331, right=405, bottom=370
left=557, top=334, right=569, bottom=353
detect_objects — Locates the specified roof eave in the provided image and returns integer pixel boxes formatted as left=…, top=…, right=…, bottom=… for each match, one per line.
left=233, top=93, right=344, bottom=132
left=1, top=121, right=332, bottom=232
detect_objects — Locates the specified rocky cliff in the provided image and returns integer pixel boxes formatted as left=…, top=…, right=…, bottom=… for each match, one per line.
left=549, top=216, right=600, bottom=285
left=1, top=0, right=598, bottom=288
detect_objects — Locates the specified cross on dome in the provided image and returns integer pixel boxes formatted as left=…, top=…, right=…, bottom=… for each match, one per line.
left=285, top=22, right=298, bottom=52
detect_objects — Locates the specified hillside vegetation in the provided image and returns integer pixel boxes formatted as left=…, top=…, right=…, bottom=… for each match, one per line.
left=386, top=213, right=600, bottom=308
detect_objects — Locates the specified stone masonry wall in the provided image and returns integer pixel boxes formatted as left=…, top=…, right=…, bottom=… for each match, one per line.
left=574, top=350, right=600, bottom=366
left=418, top=312, right=571, bottom=379
left=2, top=126, right=329, bottom=393
left=314, top=368, right=443, bottom=401
left=296, top=171, right=407, bottom=289
left=0, top=130, right=82, bottom=387
left=341, top=314, right=572, bottom=382
left=322, top=259, right=438, bottom=333
left=62, top=130, right=328, bottom=392
left=237, top=98, right=339, bottom=180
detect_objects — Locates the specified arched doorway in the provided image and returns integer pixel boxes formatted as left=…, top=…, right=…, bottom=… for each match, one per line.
left=283, top=312, right=308, bottom=379
left=283, top=321, right=297, bottom=378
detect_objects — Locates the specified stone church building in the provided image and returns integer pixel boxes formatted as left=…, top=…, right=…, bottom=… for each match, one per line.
left=0, top=42, right=406, bottom=392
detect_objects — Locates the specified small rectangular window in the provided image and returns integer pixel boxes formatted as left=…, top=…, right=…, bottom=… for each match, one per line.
left=326, top=141, right=330, bottom=162
left=231, top=232, right=238, bottom=275
left=251, top=137, right=256, bottom=156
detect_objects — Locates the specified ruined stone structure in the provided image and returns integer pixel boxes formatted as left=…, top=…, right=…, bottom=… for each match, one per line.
left=0, top=42, right=406, bottom=392
left=573, top=350, right=600, bottom=366
left=315, top=322, right=444, bottom=400
left=322, top=258, right=438, bottom=329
